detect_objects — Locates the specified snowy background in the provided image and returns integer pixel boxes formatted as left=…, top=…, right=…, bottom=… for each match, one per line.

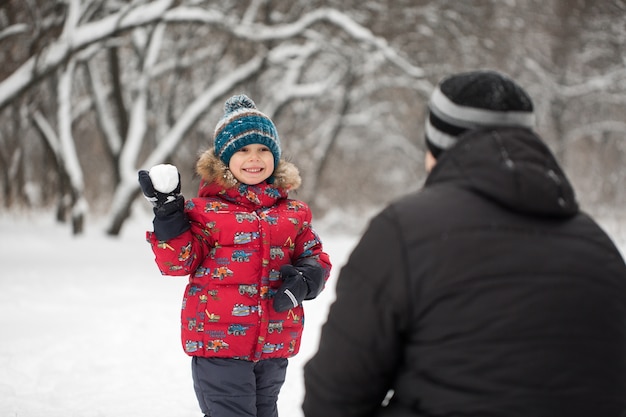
left=0, top=211, right=358, bottom=417
left=1, top=210, right=623, bottom=417
left=2, top=2, right=624, bottom=415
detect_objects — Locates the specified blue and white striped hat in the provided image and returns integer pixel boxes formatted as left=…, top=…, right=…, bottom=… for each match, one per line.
left=214, top=94, right=281, bottom=167
left=425, top=70, right=535, bottom=158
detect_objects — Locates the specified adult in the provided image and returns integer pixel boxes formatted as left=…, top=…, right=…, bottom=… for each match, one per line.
left=302, top=70, right=626, bottom=417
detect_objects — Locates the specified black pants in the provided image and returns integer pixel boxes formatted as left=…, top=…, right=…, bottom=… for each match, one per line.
left=191, top=357, right=288, bottom=417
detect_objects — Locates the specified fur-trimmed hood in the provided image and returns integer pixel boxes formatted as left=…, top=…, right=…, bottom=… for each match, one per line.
left=195, top=148, right=302, bottom=191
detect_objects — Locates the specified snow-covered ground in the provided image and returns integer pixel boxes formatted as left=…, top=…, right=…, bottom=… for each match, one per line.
left=0, top=210, right=623, bottom=417
left=0, top=212, right=358, bottom=417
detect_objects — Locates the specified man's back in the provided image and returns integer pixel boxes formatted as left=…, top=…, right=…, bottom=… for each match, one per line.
left=390, top=179, right=626, bottom=416
left=303, top=128, right=626, bottom=417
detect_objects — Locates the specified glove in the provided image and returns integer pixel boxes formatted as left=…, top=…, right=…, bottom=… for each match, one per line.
left=273, top=259, right=325, bottom=312
left=138, top=164, right=190, bottom=240
left=138, top=164, right=181, bottom=209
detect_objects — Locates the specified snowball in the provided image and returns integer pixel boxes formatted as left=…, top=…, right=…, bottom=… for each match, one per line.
left=149, top=164, right=179, bottom=193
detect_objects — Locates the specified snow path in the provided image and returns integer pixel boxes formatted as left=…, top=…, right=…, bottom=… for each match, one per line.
left=1, top=211, right=623, bottom=416
left=0, top=214, right=356, bottom=417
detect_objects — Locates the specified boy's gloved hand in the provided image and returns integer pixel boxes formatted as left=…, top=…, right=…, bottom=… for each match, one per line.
left=138, top=164, right=181, bottom=210
left=273, top=259, right=325, bottom=312
left=138, top=164, right=190, bottom=241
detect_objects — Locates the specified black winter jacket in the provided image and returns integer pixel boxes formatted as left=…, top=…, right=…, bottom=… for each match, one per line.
left=303, top=128, right=626, bottom=417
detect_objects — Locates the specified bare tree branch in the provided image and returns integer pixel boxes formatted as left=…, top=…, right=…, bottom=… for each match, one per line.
left=0, top=0, right=175, bottom=110
left=104, top=52, right=266, bottom=235
left=162, top=7, right=426, bottom=80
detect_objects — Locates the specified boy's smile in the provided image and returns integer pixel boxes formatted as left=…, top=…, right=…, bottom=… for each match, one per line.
left=228, top=144, right=275, bottom=185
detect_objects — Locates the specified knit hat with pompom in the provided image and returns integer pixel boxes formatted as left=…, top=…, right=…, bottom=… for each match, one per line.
left=213, top=94, right=281, bottom=167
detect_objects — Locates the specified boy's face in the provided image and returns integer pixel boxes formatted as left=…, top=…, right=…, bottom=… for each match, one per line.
left=228, top=143, right=275, bottom=185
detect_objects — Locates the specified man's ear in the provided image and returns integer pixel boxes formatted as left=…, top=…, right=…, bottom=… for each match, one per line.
left=425, top=150, right=437, bottom=173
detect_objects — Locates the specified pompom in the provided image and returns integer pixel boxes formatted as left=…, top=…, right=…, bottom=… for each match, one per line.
left=224, top=94, right=256, bottom=115
left=149, top=164, right=179, bottom=193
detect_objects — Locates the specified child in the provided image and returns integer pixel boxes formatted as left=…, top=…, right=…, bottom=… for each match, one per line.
left=138, top=94, right=332, bottom=417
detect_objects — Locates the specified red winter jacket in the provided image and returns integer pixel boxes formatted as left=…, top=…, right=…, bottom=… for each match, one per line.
left=147, top=150, right=331, bottom=361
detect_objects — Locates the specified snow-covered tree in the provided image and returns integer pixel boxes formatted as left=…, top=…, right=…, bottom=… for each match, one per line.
left=0, top=0, right=426, bottom=234
left=0, top=0, right=624, bottom=235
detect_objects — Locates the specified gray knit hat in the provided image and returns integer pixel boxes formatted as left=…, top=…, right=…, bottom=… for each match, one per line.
left=425, top=70, right=535, bottom=158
